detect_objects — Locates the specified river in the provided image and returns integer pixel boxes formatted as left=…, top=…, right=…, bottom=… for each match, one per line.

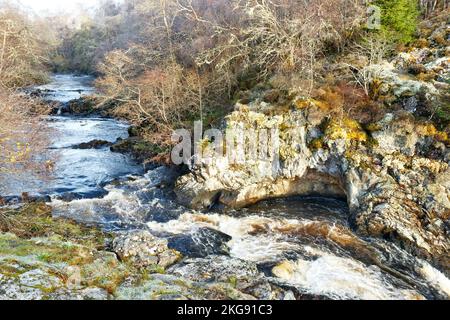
left=10, top=75, right=450, bottom=300
left=3, top=74, right=143, bottom=198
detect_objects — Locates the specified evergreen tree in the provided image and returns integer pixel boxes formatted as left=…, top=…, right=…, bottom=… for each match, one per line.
left=374, top=0, right=420, bottom=43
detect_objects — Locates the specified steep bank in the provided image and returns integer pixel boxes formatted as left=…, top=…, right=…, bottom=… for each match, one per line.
left=175, top=16, right=450, bottom=270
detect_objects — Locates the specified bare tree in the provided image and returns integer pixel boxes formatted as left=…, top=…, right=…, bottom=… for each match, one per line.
left=343, top=34, right=393, bottom=96
left=0, top=5, right=50, bottom=88
left=195, top=0, right=365, bottom=94
left=419, top=0, right=449, bottom=17
left=0, top=88, right=51, bottom=193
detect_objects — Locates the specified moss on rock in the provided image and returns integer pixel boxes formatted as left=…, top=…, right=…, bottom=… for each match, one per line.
left=324, top=118, right=368, bottom=143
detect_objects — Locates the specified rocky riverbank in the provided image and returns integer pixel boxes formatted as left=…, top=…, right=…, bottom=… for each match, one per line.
left=175, top=15, right=450, bottom=272
left=0, top=204, right=291, bottom=300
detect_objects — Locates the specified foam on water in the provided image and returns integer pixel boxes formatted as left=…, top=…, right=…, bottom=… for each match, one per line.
left=229, top=236, right=301, bottom=262
left=51, top=182, right=147, bottom=227
left=418, top=260, right=450, bottom=297
left=50, top=168, right=450, bottom=300
left=272, top=254, right=424, bottom=300
left=145, top=211, right=433, bottom=299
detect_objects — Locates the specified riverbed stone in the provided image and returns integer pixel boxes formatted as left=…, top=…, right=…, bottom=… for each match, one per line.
left=112, top=230, right=181, bottom=269
left=167, top=228, right=232, bottom=258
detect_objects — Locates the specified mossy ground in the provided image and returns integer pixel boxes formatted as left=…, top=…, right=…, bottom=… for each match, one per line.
left=0, top=204, right=258, bottom=300
left=0, top=204, right=139, bottom=296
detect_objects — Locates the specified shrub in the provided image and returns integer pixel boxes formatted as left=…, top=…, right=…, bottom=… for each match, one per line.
left=197, top=0, right=366, bottom=89
left=96, top=46, right=228, bottom=159
left=313, top=82, right=384, bottom=124
left=0, top=88, right=50, bottom=193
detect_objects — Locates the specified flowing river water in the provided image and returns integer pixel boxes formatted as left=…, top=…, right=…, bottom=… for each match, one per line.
left=10, top=75, right=450, bottom=300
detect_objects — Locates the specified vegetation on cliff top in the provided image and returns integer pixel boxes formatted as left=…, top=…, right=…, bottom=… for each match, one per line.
left=51, top=1, right=450, bottom=162
left=1, top=0, right=447, bottom=165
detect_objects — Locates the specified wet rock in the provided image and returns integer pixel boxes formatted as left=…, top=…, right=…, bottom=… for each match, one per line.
left=144, top=166, right=184, bottom=189
left=167, top=228, right=231, bottom=258
left=28, top=88, right=56, bottom=99
left=72, top=140, right=112, bottom=149
left=112, top=230, right=181, bottom=269
left=110, top=137, right=157, bottom=164
left=168, top=255, right=275, bottom=299
left=115, top=273, right=257, bottom=300
left=65, top=97, right=98, bottom=115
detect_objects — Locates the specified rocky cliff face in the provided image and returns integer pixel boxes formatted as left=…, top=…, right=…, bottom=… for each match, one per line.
left=175, top=21, right=450, bottom=270
left=176, top=107, right=449, bottom=268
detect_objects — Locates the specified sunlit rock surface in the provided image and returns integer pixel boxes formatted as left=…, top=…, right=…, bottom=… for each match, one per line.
left=175, top=40, right=450, bottom=269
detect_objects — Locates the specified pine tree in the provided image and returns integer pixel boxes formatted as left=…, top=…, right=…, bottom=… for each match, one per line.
left=374, top=0, right=420, bottom=43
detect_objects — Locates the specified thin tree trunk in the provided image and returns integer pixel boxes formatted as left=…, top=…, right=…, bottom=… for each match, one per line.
left=0, top=31, right=8, bottom=75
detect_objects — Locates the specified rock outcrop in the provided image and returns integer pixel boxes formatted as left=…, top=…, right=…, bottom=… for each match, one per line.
left=175, top=105, right=449, bottom=269
left=175, top=29, right=450, bottom=269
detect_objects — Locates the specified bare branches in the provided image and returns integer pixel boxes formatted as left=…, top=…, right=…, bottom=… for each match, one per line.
left=0, top=4, right=52, bottom=192
left=420, top=0, right=449, bottom=17
left=0, top=88, right=51, bottom=193
left=0, top=7, right=50, bottom=88
left=92, top=0, right=367, bottom=159
left=344, top=34, right=393, bottom=96
left=196, top=0, right=365, bottom=91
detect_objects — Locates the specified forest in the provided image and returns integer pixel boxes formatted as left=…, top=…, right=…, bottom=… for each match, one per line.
left=1, top=0, right=448, bottom=166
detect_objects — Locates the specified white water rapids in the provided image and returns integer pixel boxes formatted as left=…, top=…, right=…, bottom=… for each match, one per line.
left=51, top=168, right=450, bottom=300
